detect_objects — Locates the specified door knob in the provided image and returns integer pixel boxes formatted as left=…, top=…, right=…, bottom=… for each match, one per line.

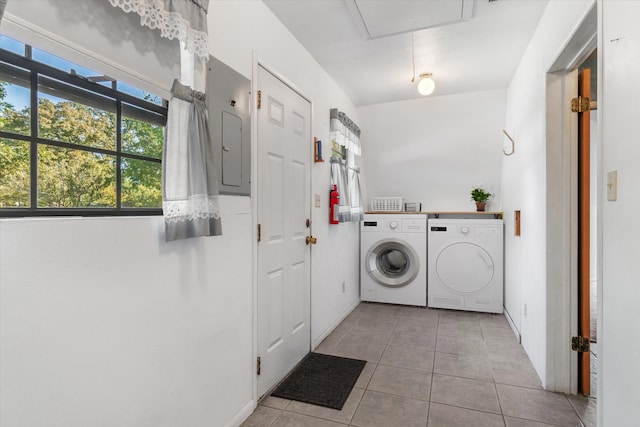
left=306, top=236, right=317, bottom=245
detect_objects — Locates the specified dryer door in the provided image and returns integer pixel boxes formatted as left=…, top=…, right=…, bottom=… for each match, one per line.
left=436, top=242, right=494, bottom=293
left=366, top=238, right=420, bottom=287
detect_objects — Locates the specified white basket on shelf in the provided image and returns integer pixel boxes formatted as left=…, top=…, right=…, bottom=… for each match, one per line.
left=370, top=197, right=404, bottom=212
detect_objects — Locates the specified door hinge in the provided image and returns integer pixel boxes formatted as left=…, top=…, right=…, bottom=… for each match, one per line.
left=257, top=224, right=261, bottom=242
left=256, top=356, right=261, bottom=375
left=571, top=336, right=590, bottom=352
left=571, top=96, right=590, bottom=113
left=257, top=90, right=262, bottom=109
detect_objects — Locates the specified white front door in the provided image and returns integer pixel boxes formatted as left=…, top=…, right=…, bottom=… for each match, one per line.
left=256, top=66, right=311, bottom=397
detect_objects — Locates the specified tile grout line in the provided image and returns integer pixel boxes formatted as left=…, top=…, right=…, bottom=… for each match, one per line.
left=502, top=415, right=568, bottom=427
left=425, top=311, right=441, bottom=426
left=565, top=394, right=590, bottom=427
left=279, top=403, right=355, bottom=426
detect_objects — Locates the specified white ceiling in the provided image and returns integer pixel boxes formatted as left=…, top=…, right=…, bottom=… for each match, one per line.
left=263, top=0, right=549, bottom=106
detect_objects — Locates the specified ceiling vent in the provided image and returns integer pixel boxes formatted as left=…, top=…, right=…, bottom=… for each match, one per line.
left=345, top=0, right=474, bottom=39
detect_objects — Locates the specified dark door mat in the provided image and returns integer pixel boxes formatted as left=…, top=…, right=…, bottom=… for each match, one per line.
left=270, top=352, right=366, bottom=410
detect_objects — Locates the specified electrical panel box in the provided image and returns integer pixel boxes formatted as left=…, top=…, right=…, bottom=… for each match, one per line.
left=206, top=56, right=251, bottom=196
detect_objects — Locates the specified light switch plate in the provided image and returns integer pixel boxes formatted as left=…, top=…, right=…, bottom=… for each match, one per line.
left=607, top=170, right=617, bottom=201
left=314, top=193, right=321, bottom=207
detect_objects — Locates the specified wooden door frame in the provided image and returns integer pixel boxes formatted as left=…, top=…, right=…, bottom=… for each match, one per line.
left=250, top=55, right=314, bottom=405
left=544, top=5, right=597, bottom=394
left=577, top=68, right=591, bottom=396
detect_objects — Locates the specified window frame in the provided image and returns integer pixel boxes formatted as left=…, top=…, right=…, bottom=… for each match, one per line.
left=0, top=45, right=168, bottom=218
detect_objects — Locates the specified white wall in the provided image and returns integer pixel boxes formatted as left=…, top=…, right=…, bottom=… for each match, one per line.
left=501, top=0, right=595, bottom=388
left=0, top=1, right=361, bottom=426
left=599, top=1, right=640, bottom=424
left=0, top=199, right=253, bottom=427
left=358, top=90, right=506, bottom=212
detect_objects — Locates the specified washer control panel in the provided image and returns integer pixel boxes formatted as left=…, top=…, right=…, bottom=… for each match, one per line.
left=362, top=215, right=426, bottom=233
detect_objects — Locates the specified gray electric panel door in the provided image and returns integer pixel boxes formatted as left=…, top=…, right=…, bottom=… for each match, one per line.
left=206, top=56, right=251, bottom=196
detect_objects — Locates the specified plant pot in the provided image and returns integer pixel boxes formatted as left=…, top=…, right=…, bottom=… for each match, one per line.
left=475, top=201, right=487, bottom=212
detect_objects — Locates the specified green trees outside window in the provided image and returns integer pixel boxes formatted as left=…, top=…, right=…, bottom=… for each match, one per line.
left=0, top=38, right=166, bottom=215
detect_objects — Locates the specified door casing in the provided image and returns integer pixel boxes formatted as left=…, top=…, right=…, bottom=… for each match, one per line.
left=544, top=4, right=597, bottom=394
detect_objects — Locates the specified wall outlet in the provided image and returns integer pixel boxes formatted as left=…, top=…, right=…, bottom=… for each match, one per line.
left=314, top=193, right=321, bottom=207
left=342, top=281, right=346, bottom=293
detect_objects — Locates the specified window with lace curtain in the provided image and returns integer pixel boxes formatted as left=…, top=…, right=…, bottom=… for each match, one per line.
left=0, top=35, right=167, bottom=216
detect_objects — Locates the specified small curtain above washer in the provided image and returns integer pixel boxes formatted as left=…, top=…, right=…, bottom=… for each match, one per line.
left=329, top=108, right=363, bottom=223
left=330, top=157, right=351, bottom=223
left=349, top=166, right=364, bottom=222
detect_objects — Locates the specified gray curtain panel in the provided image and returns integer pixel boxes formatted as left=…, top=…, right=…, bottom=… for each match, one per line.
left=162, top=79, right=222, bottom=241
left=330, top=157, right=352, bottom=223
left=349, top=167, right=364, bottom=222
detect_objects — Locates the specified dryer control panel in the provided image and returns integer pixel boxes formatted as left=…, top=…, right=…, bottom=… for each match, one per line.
left=429, top=224, right=502, bottom=237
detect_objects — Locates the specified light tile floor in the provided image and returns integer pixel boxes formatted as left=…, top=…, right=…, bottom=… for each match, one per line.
left=242, top=303, right=596, bottom=427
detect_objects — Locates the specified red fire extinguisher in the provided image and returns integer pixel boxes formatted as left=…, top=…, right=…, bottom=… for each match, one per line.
left=329, top=184, right=340, bottom=224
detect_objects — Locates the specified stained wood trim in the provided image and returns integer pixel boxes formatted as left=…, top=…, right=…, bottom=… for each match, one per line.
left=578, top=68, right=591, bottom=396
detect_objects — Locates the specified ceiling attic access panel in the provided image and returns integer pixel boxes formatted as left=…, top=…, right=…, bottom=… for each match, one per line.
left=345, top=0, right=474, bottom=39
left=206, top=56, right=251, bottom=196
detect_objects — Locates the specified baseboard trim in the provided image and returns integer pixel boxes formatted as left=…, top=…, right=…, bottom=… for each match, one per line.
left=224, top=399, right=256, bottom=427
left=503, top=307, right=522, bottom=343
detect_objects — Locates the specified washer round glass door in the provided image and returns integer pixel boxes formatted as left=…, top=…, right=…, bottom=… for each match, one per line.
left=436, top=242, right=494, bottom=293
left=366, top=238, right=420, bottom=287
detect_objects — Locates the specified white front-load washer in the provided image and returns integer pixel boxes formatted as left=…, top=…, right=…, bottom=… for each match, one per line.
left=428, top=218, right=503, bottom=313
left=361, top=214, right=427, bottom=306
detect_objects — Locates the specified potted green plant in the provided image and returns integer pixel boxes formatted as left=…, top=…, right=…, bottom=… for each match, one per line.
left=470, top=187, right=492, bottom=212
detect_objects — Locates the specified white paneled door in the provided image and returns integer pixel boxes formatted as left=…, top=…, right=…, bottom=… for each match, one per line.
left=256, top=66, right=311, bottom=397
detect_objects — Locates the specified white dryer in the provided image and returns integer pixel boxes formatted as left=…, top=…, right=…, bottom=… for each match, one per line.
left=361, top=214, right=427, bottom=306
left=428, top=218, right=503, bottom=313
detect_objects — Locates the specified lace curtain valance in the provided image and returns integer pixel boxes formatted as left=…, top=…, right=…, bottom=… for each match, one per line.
left=109, top=0, right=209, bottom=61
left=330, top=108, right=361, bottom=156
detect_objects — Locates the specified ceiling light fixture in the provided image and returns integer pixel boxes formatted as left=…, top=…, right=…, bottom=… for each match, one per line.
left=418, top=72, right=435, bottom=96
left=410, top=30, right=435, bottom=96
